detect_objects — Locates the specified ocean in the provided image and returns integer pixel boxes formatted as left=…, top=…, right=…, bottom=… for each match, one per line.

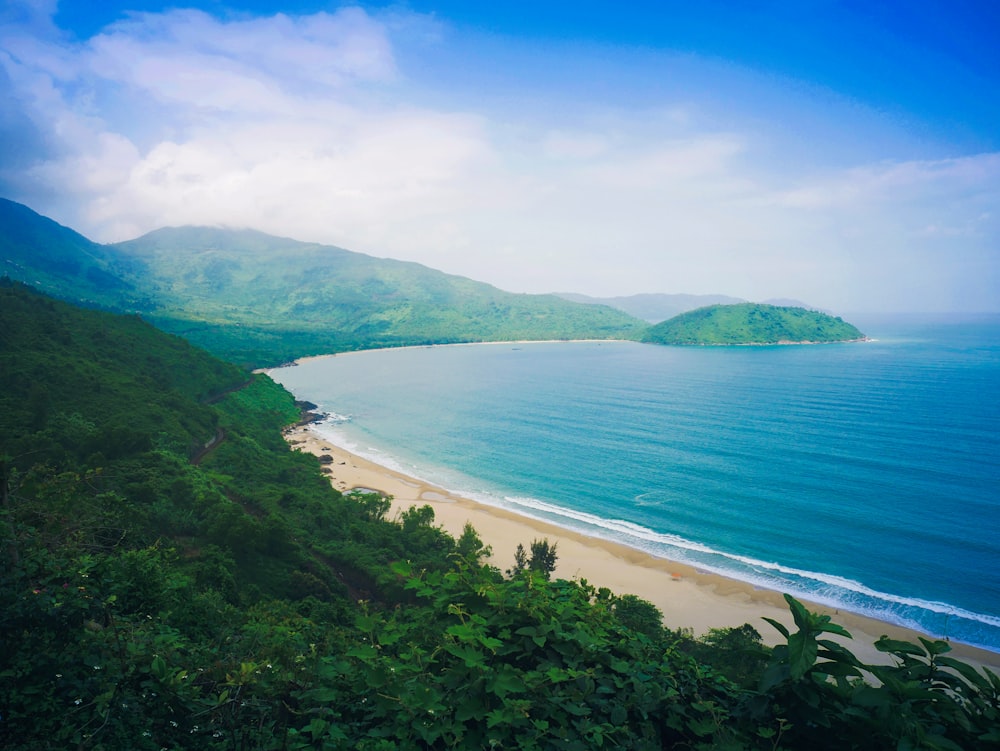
left=268, top=314, right=1000, bottom=653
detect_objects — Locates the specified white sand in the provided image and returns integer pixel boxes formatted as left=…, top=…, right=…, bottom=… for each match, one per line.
left=288, top=424, right=1000, bottom=672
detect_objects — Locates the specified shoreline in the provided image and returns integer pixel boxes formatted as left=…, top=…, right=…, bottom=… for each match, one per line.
left=279, top=339, right=633, bottom=368
left=275, top=336, right=870, bottom=371
left=285, top=423, right=1000, bottom=672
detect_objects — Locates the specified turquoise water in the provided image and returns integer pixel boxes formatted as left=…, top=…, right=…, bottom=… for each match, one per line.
left=269, top=315, right=1000, bottom=652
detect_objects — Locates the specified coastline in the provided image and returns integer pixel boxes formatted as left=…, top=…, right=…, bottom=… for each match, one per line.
left=285, top=422, right=1000, bottom=672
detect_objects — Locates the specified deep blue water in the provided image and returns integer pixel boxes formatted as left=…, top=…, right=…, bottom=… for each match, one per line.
left=269, top=314, right=1000, bottom=652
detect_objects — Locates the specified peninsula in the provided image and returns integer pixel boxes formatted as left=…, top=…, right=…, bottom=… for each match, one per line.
left=641, top=302, right=865, bottom=346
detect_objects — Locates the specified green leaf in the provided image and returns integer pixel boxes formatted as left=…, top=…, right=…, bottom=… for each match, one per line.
left=489, top=666, right=525, bottom=699
left=813, top=661, right=862, bottom=678
left=937, top=656, right=991, bottom=691
left=762, top=616, right=790, bottom=639
left=918, top=636, right=952, bottom=657
left=787, top=631, right=818, bottom=681
left=150, top=655, right=167, bottom=681
left=875, top=636, right=926, bottom=657
left=784, top=594, right=813, bottom=632
left=443, top=643, right=485, bottom=668
left=456, top=698, right=485, bottom=723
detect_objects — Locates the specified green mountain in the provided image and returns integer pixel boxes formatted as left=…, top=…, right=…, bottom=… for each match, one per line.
left=0, top=200, right=645, bottom=365
left=0, top=198, right=148, bottom=309
left=642, top=303, right=865, bottom=345
left=114, top=226, right=646, bottom=364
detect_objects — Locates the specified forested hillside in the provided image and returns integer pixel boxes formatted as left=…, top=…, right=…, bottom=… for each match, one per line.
left=2, top=282, right=997, bottom=750
left=642, top=303, right=865, bottom=345
left=0, top=199, right=148, bottom=310
left=0, top=200, right=645, bottom=366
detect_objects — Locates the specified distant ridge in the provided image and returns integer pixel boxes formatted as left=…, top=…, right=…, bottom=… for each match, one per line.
left=555, top=292, right=746, bottom=322
left=0, top=198, right=146, bottom=308
left=642, top=303, right=865, bottom=345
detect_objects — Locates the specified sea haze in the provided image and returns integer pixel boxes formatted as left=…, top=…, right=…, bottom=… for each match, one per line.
left=269, top=315, right=1000, bottom=652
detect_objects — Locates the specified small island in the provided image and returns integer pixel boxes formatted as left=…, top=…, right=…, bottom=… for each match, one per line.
left=641, top=303, right=865, bottom=346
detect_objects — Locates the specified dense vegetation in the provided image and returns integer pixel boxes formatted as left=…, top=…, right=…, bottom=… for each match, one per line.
left=2, top=281, right=998, bottom=749
left=0, top=200, right=646, bottom=366
left=642, top=303, right=865, bottom=345
left=0, top=199, right=148, bottom=310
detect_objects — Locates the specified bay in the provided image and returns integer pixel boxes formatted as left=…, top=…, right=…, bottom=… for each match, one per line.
left=269, top=314, right=1000, bottom=652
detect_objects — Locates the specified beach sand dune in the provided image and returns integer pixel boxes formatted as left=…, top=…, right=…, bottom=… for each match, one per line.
left=287, top=424, right=1000, bottom=672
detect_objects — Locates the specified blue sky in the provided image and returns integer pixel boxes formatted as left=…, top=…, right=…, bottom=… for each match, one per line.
left=1, top=1, right=997, bottom=311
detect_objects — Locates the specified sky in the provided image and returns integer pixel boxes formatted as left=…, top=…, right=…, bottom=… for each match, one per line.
left=1, top=1, right=998, bottom=312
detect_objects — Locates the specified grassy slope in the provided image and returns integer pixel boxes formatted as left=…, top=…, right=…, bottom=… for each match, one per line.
left=641, top=303, right=865, bottom=345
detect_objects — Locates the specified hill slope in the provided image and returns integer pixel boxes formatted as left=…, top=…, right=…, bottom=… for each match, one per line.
left=642, top=303, right=865, bottom=345
left=113, top=226, right=646, bottom=363
left=0, top=200, right=645, bottom=365
left=0, top=198, right=148, bottom=309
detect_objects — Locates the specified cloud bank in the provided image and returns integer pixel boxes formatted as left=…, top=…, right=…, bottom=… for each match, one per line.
left=0, top=3, right=997, bottom=312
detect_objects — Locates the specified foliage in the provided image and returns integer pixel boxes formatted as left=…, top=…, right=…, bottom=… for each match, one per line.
left=315, top=559, right=742, bottom=750
left=642, top=303, right=865, bottom=345
left=509, top=538, right=559, bottom=579
left=755, top=593, right=1000, bottom=751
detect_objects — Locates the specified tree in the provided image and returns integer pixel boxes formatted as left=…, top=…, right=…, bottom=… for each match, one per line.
left=455, top=522, right=491, bottom=564
left=613, top=594, right=664, bottom=639
left=509, top=542, right=528, bottom=576
left=528, top=538, right=558, bottom=578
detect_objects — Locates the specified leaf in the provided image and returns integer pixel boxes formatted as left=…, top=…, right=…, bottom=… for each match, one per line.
left=816, top=620, right=852, bottom=638
left=787, top=631, right=818, bottom=681
left=456, top=698, right=485, bottom=722
left=486, top=708, right=511, bottom=729
left=762, top=617, right=790, bottom=639
left=875, top=636, right=926, bottom=657
left=443, top=643, right=485, bottom=668
left=918, top=636, right=952, bottom=657
left=489, top=666, right=525, bottom=699
left=784, top=594, right=812, bottom=632
left=813, top=661, right=863, bottom=678
left=150, top=655, right=167, bottom=681
left=937, top=656, right=990, bottom=691
left=479, top=636, right=503, bottom=652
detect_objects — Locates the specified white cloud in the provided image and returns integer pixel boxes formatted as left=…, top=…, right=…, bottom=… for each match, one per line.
left=0, top=5, right=997, bottom=312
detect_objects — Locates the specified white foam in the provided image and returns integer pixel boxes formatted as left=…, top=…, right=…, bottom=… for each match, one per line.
left=499, top=494, right=1000, bottom=639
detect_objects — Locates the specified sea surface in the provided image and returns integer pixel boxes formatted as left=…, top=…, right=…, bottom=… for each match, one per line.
left=269, top=314, right=1000, bottom=653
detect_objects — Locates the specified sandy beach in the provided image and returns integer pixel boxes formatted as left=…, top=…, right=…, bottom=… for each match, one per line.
left=285, top=423, right=1000, bottom=672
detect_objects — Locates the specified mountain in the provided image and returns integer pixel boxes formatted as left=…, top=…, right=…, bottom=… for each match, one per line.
left=112, top=226, right=646, bottom=363
left=0, top=198, right=148, bottom=309
left=0, top=200, right=645, bottom=365
left=555, top=292, right=747, bottom=322
left=641, top=303, right=865, bottom=345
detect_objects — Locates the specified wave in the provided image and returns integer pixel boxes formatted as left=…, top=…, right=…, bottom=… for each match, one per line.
left=498, top=495, right=1000, bottom=651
